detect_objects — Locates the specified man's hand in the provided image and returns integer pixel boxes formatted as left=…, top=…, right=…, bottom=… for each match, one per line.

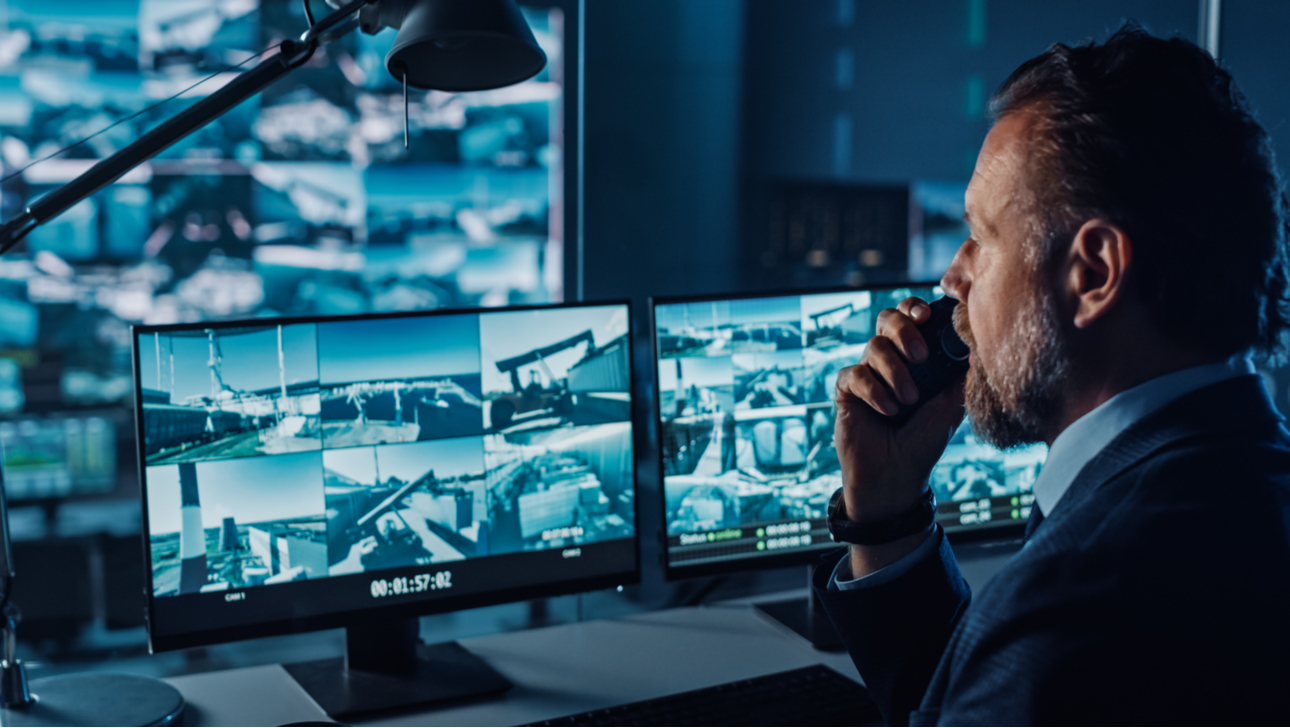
left=834, top=297, right=966, bottom=577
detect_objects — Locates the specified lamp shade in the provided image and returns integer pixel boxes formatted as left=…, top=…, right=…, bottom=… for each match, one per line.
left=386, top=0, right=547, bottom=92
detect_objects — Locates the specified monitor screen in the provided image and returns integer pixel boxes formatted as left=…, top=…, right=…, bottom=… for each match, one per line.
left=0, top=412, right=118, bottom=501
left=134, top=301, right=635, bottom=650
left=653, top=284, right=1047, bottom=575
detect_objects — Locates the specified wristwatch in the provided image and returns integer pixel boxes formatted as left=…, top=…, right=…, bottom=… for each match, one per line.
left=826, top=487, right=937, bottom=545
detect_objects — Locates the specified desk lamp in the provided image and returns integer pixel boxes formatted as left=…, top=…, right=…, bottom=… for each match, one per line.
left=0, top=1, right=545, bottom=724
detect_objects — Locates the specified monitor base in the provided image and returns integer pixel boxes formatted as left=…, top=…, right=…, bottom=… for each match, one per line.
left=753, top=569, right=844, bottom=651
left=1, top=673, right=184, bottom=727
left=284, top=639, right=512, bottom=719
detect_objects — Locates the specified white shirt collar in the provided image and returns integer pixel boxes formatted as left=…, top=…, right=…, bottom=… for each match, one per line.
left=1032, top=352, right=1255, bottom=516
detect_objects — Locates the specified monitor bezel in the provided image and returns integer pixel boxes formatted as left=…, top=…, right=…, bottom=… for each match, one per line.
left=132, top=297, right=641, bottom=652
left=650, top=282, right=1026, bottom=582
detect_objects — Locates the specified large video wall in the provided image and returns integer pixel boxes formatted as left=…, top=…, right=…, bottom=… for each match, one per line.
left=0, top=1, right=566, bottom=498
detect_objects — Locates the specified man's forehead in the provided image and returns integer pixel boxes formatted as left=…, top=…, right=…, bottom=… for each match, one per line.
left=965, top=112, right=1037, bottom=229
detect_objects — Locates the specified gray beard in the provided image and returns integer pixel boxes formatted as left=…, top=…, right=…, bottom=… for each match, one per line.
left=954, top=283, right=1071, bottom=450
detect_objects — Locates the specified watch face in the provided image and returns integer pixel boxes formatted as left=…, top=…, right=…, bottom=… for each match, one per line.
left=826, top=487, right=845, bottom=538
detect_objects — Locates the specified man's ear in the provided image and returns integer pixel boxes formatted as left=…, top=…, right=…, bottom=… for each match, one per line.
left=1062, top=218, right=1132, bottom=329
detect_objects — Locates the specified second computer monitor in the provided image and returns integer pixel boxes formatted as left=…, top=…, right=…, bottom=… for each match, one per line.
left=653, top=284, right=1047, bottom=576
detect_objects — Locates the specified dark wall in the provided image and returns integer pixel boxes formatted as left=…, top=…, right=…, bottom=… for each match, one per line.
left=743, top=0, right=1198, bottom=182
left=582, top=0, right=745, bottom=304
left=578, top=0, right=1290, bottom=300
left=1223, top=2, right=1290, bottom=188
left=740, top=0, right=1200, bottom=288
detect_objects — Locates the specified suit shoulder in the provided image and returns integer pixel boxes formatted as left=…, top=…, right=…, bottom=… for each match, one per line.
left=973, top=428, right=1290, bottom=624
left=1118, top=428, right=1290, bottom=513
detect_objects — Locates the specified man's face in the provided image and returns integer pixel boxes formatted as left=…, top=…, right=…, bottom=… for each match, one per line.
left=941, top=111, right=1071, bottom=448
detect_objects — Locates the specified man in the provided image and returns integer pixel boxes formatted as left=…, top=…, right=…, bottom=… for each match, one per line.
left=818, top=26, right=1290, bottom=725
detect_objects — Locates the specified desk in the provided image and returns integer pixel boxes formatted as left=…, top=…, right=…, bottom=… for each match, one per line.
left=165, top=600, right=863, bottom=726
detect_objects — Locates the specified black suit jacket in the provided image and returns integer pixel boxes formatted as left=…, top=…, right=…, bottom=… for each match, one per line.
left=815, top=375, right=1290, bottom=725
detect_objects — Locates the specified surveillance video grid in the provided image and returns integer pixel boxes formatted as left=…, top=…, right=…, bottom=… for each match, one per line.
left=140, top=305, right=636, bottom=598
left=139, top=324, right=322, bottom=466
left=657, top=286, right=1049, bottom=568
left=146, top=450, right=328, bottom=596
left=323, top=436, right=487, bottom=576
left=479, top=306, right=631, bottom=432
left=317, top=314, right=484, bottom=448
left=0, top=1, right=567, bottom=501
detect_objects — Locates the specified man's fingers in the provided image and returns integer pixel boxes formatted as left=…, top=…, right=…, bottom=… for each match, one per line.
left=835, top=296, right=935, bottom=420
left=863, top=336, right=919, bottom=405
left=897, top=297, right=931, bottom=323
left=876, top=306, right=929, bottom=364
left=835, top=363, right=900, bottom=417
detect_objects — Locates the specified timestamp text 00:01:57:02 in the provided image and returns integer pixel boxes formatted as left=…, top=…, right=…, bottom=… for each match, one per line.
left=370, top=571, right=453, bottom=598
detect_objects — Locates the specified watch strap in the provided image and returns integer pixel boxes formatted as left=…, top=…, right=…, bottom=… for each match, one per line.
left=827, top=487, right=937, bottom=545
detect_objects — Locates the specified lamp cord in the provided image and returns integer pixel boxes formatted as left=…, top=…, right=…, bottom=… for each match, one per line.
left=0, top=43, right=287, bottom=188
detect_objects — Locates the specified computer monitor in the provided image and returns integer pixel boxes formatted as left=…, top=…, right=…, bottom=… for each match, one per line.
left=132, top=300, right=636, bottom=717
left=651, top=284, right=1046, bottom=640
left=0, top=412, right=119, bottom=503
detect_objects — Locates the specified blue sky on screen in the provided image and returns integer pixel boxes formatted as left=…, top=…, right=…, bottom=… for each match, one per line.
left=654, top=300, right=730, bottom=333
left=729, top=296, right=800, bottom=326
left=141, top=324, right=318, bottom=401
left=317, top=314, right=481, bottom=385
left=658, top=356, right=733, bottom=392
left=146, top=450, right=326, bottom=535
left=478, top=305, right=628, bottom=395
left=800, top=291, right=872, bottom=332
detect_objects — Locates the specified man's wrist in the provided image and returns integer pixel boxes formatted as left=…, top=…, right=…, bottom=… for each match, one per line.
left=847, top=524, right=935, bottom=579
left=827, top=487, right=937, bottom=545
left=837, top=487, right=919, bottom=524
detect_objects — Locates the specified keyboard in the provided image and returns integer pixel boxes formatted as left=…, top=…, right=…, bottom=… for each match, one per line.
left=524, top=664, right=882, bottom=727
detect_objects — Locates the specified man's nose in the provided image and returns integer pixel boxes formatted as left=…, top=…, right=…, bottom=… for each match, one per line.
left=941, top=238, right=973, bottom=301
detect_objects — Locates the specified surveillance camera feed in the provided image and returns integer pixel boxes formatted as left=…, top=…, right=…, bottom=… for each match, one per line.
left=655, top=285, right=1048, bottom=571
left=0, top=0, right=567, bottom=503
left=136, top=304, right=635, bottom=646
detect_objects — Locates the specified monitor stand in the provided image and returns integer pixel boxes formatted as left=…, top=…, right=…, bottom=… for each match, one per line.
left=753, top=566, right=844, bottom=651
left=283, top=617, right=512, bottom=719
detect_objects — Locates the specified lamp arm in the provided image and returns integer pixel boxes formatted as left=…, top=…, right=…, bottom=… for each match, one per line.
left=0, top=0, right=373, bottom=257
